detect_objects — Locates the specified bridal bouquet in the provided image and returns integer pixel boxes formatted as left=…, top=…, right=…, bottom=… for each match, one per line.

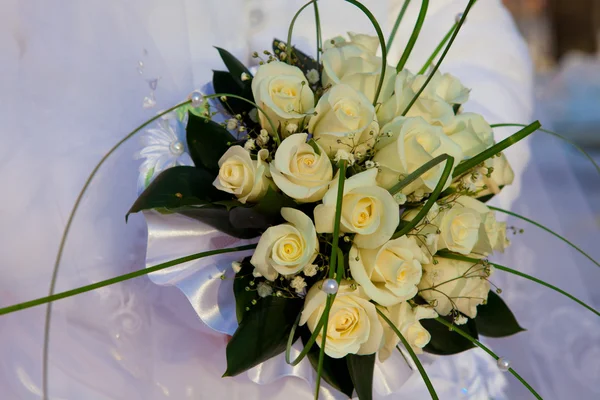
left=4, top=1, right=599, bottom=400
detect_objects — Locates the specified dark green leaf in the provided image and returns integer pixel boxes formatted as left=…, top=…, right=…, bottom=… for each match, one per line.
left=186, top=112, right=235, bottom=173
left=174, top=206, right=264, bottom=239
left=475, top=291, right=525, bottom=338
left=224, top=296, right=303, bottom=377
left=215, top=47, right=253, bottom=86
left=273, top=39, right=319, bottom=76
left=127, top=166, right=224, bottom=219
left=477, top=186, right=505, bottom=204
left=347, top=354, right=375, bottom=400
left=422, top=315, right=478, bottom=355
left=301, top=328, right=354, bottom=398
left=212, top=70, right=254, bottom=114
left=233, top=258, right=256, bottom=323
left=251, top=187, right=297, bottom=218
left=453, top=103, right=461, bottom=114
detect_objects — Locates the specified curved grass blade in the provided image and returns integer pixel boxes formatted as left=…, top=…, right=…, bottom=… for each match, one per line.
left=401, top=0, right=475, bottom=115
left=434, top=317, right=542, bottom=399
left=386, top=0, right=411, bottom=51
left=489, top=206, right=600, bottom=269
left=396, top=0, right=429, bottom=72
left=286, top=1, right=317, bottom=63
left=452, top=121, right=541, bottom=178
left=1, top=244, right=256, bottom=316
left=41, top=99, right=191, bottom=399
left=418, top=22, right=457, bottom=74
left=392, top=156, right=454, bottom=239
left=491, top=123, right=600, bottom=179
left=313, top=1, right=322, bottom=65
left=344, top=0, right=388, bottom=105
left=437, top=252, right=600, bottom=318
left=377, top=309, right=439, bottom=399
left=388, top=154, right=450, bottom=195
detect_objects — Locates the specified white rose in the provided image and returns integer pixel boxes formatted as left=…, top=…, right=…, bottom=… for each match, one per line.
left=494, top=221, right=510, bottom=252
left=308, top=84, right=378, bottom=157
left=377, top=70, right=455, bottom=127
left=373, top=117, right=463, bottom=195
left=314, top=169, right=399, bottom=249
left=454, top=196, right=508, bottom=255
left=251, top=61, right=315, bottom=136
left=349, top=236, right=428, bottom=306
left=213, top=146, right=271, bottom=204
left=443, top=113, right=494, bottom=159
left=379, top=302, right=437, bottom=361
left=300, top=281, right=384, bottom=358
left=322, top=32, right=381, bottom=55
left=321, top=42, right=395, bottom=104
left=475, top=153, right=515, bottom=198
left=418, top=256, right=491, bottom=318
left=250, top=208, right=318, bottom=281
left=413, top=71, right=470, bottom=105
left=270, top=133, right=333, bottom=202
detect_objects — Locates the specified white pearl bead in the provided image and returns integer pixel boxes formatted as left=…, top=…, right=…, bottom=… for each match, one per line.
left=169, top=141, right=184, bottom=156
left=322, top=279, right=339, bottom=295
left=190, top=91, right=203, bottom=107
left=497, top=357, right=511, bottom=372
left=455, top=13, right=464, bottom=24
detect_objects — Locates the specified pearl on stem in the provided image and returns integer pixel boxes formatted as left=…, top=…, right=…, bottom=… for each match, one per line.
left=190, top=91, right=203, bottom=107
left=322, top=279, right=339, bottom=294
left=497, top=357, right=511, bottom=372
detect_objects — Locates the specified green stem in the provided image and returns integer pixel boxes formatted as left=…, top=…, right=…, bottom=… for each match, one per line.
left=489, top=206, right=600, bottom=269
left=392, top=156, right=454, bottom=238
left=386, top=0, right=412, bottom=52
left=377, top=309, right=439, bottom=399
left=418, top=22, right=457, bottom=74
left=287, top=1, right=317, bottom=64
left=434, top=317, right=543, bottom=400
left=437, top=252, right=600, bottom=317
left=401, top=0, right=475, bottom=115
left=40, top=99, right=191, bottom=399
left=491, top=123, right=600, bottom=179
left=344, top=0, right=388, bottom=105
left=452, top=121, right=541, bottom=178
left=313, top=1, right=322, bottom=65
left=396, top=0, right=429, bottom=72
left=388, top=154, right=450, bottom=195
left=1, top=244, right=256, bottom=316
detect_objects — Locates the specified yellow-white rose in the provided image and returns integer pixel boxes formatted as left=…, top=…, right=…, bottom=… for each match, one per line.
left=373, top=117, right=463, bottom=196
left=413, top=71, right=470, bottom=105
left=418, top=256, right=491, bottom=318
left=250, top=208, right=318, bottom=281
left=377, top=70, right=455, bottom=127
left=300, top=281, right=384, bottom=358
left=349, top=236, right=427, bottom=306
left=308, top=84, right=378, bottom=157
left=321, top=41, right=395, bottom=104
left=314, top=169, right=399, bottom=249
left=475, top=153, right=515, bottom=198
left=213, top=146, right=271, bottom=204
left=443, top=113, right=494, bottom=159
left=379, top=302, right=437, bottom=361
left=251, top=61, right=315, bottom=136
left=270, top=133, right=332, bottom=202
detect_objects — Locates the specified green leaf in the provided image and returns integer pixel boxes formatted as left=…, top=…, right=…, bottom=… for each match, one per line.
left=127, top=166, right=224, bottom=219
left=307, top=138, right=321, bottom=156
left=212, top=70, right=254, bottom=114
left=300, top=328, right=354, bottom=398
left=475, top=291, right=525, bottom=338
left=272, top=38, right=318, bottom=75
left=251, top=187, right=297, bottom=218
left=224, top=296, right=303, bottom=377
left=233, top=258, right=257, bottom=323
left=347, top=354, right=375, bottom=400
left=388, top=153, right=450, bottom=195
left=215, top=47, right=252, bottom=86
left=186, top=112, right=235, bottom=173
left=422, top=315, right=478, bottom=355
left=173, top=205, right=265, bottom=239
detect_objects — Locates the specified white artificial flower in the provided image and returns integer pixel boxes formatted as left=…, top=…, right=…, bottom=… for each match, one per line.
left=244, top=138, right=256, bottom=150
left=349, top=236, right=428, bottom=306
left=306, top=69, right=320, bottom=84
left=250, top=208, right=319, bottom=281
left=257, top=282, right=273, bottom=297
left=373, top=117, right=463, bottom=196
left=474, top=153, right=515, bottom=198
left=232, top=261, right=242, bottom=274
left=134, top=112, right=194, bottom=193
left=301, top=281, right=384, bottom=358
left=241, top=72, right=251, bottom=81
left=253, top=269, right=263, bottom=278
left=286, top=123, right=298, bottom=134
left=314, top=169, right=399, bottom=249
left=251, top=61, right=314, bottom=136
left=303, top=264, right=318, bottom=277
left=393, top=192, right=407, bottom=205
left=454, top=315, right=468, bottom=325
left=333, top=149, right=355, bottom=166
left=379, top=302, right=438, bottom=361
left=365, top=160, right=375, bottom=169
left=270, top=133, right=333, bottom=202
left=290, top=276, right=308, bottom=294
left=213, top=146, right=271, bottom=203
left=227, top=118, right=238, bottom=130
left=418, top=256, right=491, bottom=318
left=308, top=84, right=378, bottom=157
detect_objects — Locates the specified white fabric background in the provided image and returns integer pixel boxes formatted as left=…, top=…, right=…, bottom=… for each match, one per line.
left=2, top=1, right=596, bottom=399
